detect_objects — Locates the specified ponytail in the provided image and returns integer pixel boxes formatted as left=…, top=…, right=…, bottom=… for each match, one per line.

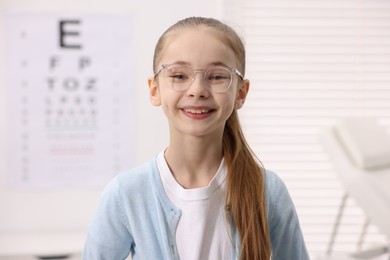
left=223, top=111, right=271, bottom=260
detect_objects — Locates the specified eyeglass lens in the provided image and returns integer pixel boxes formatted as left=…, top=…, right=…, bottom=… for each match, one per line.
left=164, top=65, right=232, bottom=93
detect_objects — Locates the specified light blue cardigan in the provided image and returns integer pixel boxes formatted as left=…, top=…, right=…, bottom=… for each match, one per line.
left=83, top=157, right=309, bottom=260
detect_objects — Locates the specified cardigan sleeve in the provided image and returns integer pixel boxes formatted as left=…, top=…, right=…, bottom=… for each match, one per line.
left=82, top=177, right=134, bottom=260
left=265, top=171, right=310, bottom=260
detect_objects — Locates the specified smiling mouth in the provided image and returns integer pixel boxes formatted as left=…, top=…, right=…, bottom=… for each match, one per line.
left=184, top=109, right=211, bottom=114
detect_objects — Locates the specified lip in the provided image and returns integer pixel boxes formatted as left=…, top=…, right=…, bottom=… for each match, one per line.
left=180, top=106, right=215, bottom=119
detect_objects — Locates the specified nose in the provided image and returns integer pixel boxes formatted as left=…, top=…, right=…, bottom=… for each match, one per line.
left=186, top=71, right=210, bottom=98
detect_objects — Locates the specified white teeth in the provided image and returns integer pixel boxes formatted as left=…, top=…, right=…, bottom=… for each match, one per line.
left=185, top=109, right=210, bottom=114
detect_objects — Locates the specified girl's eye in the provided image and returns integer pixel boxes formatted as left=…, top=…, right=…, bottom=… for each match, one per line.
left=166, top=67, right=192, bottom=80
left=208, top=74, right=230, bottom=81
left=207, top=69, right=230, bottom=81
left=209, top=75, right=225, bottom=80
left=173, top=74, right=187, bottom=79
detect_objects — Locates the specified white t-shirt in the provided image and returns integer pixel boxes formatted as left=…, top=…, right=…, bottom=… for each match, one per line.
left=157, top=151, right=234, bottom=260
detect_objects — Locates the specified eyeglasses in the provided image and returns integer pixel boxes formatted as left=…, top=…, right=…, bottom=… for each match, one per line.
left=154, top=64, right=244, bottom=93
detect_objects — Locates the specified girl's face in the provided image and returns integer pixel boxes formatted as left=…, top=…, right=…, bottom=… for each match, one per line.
left=148, top=26, right=249, bottom=140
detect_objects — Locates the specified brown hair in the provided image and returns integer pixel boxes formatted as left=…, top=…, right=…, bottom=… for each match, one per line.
left=152, top=17, right=270, bottom=260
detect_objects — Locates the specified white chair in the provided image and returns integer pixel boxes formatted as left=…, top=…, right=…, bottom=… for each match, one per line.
left=320, top=117, right=390, bottom=259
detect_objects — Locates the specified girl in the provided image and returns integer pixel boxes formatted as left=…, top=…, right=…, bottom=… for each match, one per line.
left=83, top=17, right=309, bottom=260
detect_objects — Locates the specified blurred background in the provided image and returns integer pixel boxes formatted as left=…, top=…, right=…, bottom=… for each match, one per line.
left=0, top=0, right=389, bottom=259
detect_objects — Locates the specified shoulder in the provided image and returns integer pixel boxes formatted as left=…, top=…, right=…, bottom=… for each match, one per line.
left=263, top=170, right=295, bottom=222
left=117, top=159, right=157, bottom=188
left=263, top=169, right=287, bottom=202
left=102, top=157, right=159, bottom=201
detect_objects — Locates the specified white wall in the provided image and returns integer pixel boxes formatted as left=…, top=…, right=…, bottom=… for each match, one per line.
left=0, top=0, right=220, bottom=257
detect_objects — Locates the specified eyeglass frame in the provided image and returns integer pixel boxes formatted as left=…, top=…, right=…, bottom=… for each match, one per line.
left=153, top=63, right=245, bottom=93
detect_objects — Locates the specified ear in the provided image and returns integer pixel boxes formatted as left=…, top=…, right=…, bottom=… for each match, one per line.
left=235, top=79, right=250, bottom=110
left=148, top=77, right=161, bottom=106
